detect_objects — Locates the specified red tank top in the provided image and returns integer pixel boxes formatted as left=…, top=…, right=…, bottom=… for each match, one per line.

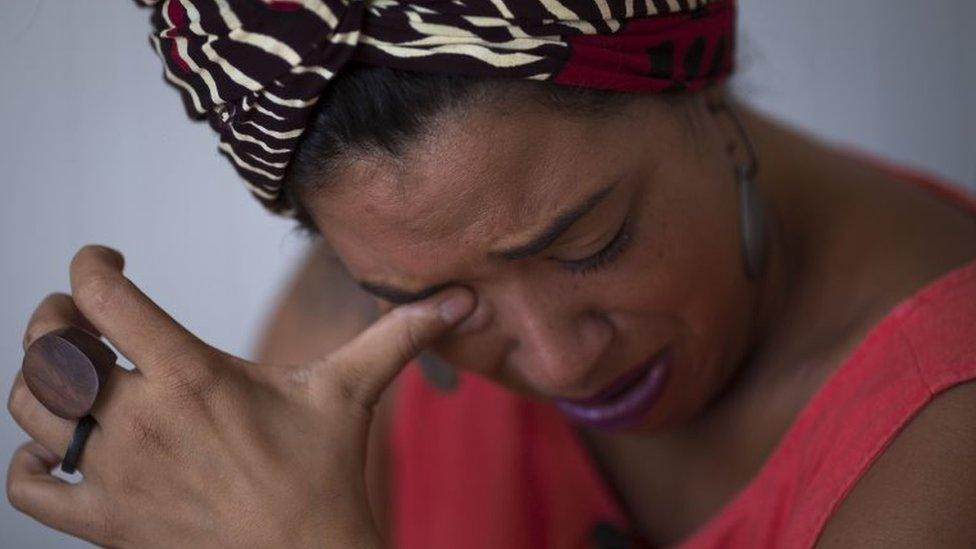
left=390, top=163, right=976, bottom=548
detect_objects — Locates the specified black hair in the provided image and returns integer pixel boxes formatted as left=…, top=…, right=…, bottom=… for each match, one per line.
left=283, top=62, right=674, bottom=235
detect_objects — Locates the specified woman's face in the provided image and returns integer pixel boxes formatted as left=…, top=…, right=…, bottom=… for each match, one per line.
left=305, top=92, right=763, bottom=432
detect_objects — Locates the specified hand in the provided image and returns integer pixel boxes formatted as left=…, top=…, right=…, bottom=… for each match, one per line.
left=6, top=245, right=474, bottom=547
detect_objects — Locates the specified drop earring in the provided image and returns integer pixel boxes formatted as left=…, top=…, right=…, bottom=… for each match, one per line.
left=708, top=95, right=768, bottom=279
left=737, top=164, right=768, bottom=279
left=418, top=350, right=459, bottom=392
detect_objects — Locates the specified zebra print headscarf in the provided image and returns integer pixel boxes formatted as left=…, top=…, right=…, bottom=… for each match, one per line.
left=141, top=0, right=735, bottom=214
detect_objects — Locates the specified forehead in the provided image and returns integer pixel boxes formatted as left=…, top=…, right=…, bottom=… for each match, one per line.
left=309, top=97, right=665, bottom=281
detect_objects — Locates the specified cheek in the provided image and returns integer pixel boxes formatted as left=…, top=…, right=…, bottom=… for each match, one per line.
left=586, top=153, right=756, bottom=353
left=425, top=179, right=757, bottom=393
left=664, top=172, right=757, bottom=352
left=626, top=169, right=761, bottom=420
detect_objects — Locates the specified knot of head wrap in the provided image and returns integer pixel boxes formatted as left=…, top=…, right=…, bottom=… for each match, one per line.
left=139, top=0, right=735, bottom=215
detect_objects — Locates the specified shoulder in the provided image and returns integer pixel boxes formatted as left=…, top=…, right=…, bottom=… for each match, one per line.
left=815, top=379, right=976, bottom=548
left=811, top=175, right=976, bottom=546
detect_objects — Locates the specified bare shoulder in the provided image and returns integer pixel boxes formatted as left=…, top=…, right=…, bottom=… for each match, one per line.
left=825, top=153, right=976, bottom=325
left=848, top=155, right=976, bottom=265
left=815, top=380, right=976, bottom=548
left=812, top=160, right=976, bottom=547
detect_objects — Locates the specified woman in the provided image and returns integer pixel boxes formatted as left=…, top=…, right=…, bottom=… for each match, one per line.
left=7, top=0, right=976, bottom=547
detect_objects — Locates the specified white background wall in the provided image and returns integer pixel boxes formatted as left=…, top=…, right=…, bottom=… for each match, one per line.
left=1, top=1, right=974, bottom=546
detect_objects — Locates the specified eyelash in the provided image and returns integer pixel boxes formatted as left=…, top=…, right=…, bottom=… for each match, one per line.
left=558, top=217, right=633, bottom=276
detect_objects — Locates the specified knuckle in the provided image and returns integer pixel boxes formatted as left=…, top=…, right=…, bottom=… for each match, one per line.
left=6, top=477, right=29, bottom=513
left=39, top=291, right=73, bottom=311
left=7, top=378, right=32, bottom=421
left=22, top=324, right=49, bottom=353
left=160, top=358, right=223, bottom=405
left=74, top=274, right=122, bottom=317
left=21, top=329, right=38, bottom=352
left=22, top=293, right=73, bottom=349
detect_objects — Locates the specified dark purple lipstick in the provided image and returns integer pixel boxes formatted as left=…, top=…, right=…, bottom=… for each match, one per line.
left=554, top=347, right=672, bottom=430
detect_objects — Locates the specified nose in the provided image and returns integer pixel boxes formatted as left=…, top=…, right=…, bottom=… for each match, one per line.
left=494, top=282, right=614, bottom=396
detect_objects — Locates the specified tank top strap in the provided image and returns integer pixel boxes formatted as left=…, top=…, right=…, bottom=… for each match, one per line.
left=894, top=263, right=976, bottom=394
left=390, top=158, right=976, bottom=548
left=679, top=254, right=976, bottom=548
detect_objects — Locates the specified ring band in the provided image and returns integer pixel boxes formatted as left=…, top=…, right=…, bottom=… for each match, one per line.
left=61, top=414, right=96, bottom=474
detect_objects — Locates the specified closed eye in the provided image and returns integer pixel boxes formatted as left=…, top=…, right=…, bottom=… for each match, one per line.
left=556, top=216, right=633, bottom=276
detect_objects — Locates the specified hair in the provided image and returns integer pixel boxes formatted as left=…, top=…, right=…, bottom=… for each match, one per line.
left=283, top=62, right=687, bottom=235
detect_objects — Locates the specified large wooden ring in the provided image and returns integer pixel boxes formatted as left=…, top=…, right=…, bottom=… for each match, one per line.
left=22, top=327, right=117, bottom=420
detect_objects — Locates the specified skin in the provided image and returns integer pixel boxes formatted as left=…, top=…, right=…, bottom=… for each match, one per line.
left=289, top=87, right=976, bottom=544
left=308, top=89, right=780, bottom=430
left=7, top=86, right=976, bottom=546
left=7, top=246, right=475, bottom=546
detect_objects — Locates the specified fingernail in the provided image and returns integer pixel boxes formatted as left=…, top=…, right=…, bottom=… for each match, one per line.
left=438, top=291, right=475, bottom=324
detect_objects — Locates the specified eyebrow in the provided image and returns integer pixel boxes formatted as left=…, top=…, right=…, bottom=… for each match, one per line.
left=355, top=180, right=618, bottom=304
left=493, top=182, right=617, bottom=260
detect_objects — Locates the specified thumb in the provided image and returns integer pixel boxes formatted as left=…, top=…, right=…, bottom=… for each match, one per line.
left=315, top=287, right=475, bottom=408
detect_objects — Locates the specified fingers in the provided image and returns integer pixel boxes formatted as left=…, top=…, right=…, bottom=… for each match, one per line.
left=15, top=285, right=140, bottom=468
left=7, top=441, right=109, bottom=545
left=68, top=245, right=210, bottom=380
left=23, top=293, right=100, bottom=352
left=7, top=369, right=124, bottom=475
left=323, top=287, right=474, bottom=408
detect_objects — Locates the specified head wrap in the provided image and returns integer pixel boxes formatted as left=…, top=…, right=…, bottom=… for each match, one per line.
left=139, top=0, right=735, bottom=214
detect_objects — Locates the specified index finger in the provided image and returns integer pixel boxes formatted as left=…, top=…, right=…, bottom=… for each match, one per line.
left=324, top=287, right=475, bottom=408
left=68, top=245, right=208, bottom=379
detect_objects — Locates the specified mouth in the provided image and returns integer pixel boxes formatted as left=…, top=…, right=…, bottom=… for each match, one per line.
left=553, top=347, right=672, bottom=430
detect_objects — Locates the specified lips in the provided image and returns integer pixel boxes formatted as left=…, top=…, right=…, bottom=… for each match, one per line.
left=554, top=347, right=672, bottom=430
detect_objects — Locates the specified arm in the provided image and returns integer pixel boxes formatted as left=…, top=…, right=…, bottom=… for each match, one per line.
left=815, top=380, right=976, bottom=548
left=7, top=245, right=472, bottom=547
left=252, top=241, right=394, bottom=542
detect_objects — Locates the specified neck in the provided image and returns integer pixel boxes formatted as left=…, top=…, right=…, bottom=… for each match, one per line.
left=741, top=108, right=807, bottom=362
left=683, top=102, right=838, bottom=432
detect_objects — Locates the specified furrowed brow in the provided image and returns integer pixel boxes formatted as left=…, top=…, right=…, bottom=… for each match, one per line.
left=356, top=179, right=618, bottom=302
left=493, top=182, right=617, bottom=261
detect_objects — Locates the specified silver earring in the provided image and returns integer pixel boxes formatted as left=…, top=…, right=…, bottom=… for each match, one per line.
left=708, top=96, right=768, bottom=280
left=737, top=165, right=768, bottom=279
left=418, top=351, right=458, bottom=392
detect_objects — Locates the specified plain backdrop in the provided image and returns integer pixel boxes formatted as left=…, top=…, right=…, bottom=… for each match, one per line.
left=1, top=1, right=974, bottom=546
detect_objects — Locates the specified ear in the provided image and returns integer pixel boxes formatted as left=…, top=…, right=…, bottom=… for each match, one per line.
left=700, top=84, right=756, bottom=176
